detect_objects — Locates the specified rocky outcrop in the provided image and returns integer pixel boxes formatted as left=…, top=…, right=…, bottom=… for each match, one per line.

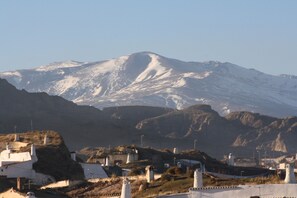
left=271, top=133, right=287, bottom=153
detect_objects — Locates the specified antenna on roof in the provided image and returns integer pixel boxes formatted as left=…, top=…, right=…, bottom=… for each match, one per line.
left=30, top=119, right=33, bottom=132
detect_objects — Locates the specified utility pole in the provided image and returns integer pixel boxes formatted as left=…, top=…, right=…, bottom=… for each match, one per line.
left=31, top=119, right=33, bottom=132
left=194, top=139, right=197, bottom=150
left=257, top=150, right=261, bottom=166
left=140, top=135, right=144, bottom=147
left=173, top=157, right=176, bottom=166
left=240, top=171, right=244, bottom=177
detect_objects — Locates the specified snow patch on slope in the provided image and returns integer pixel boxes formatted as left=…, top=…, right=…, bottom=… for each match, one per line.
left=92, top=86, right=102, bottom=96
left=1, top=71, right=22, bottom=77
left=134, top=54, right=169, bottom=82
left=53, top=76, right=80, bottom=94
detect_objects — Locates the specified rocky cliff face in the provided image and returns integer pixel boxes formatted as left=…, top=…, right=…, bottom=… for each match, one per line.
left=136, top=105, right=297, bottom=157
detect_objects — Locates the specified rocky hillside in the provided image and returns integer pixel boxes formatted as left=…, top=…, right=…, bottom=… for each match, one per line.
left=0, top=78, right=139, bottom=150
left=1, top=78, right=297, bottom=158
left=0, top=78, right=190, bottom=150
left=136, top=105, right=297, bottom=157
left=102, top=106, right=173, bottom=127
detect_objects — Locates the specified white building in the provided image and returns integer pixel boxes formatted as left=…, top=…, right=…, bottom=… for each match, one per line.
left=80, top=163, right=108, bottom=179
left=0, top=144, right=37, bottom=179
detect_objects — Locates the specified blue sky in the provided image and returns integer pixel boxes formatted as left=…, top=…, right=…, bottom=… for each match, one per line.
left=1, top=0, right=296, bottom=75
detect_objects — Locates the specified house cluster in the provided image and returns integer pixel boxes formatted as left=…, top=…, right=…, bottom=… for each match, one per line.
left=224, top=152, right=297, bottom=171
left=116, top=163, right=297, bottom=198
left=0, top=133, right=110, bottom=187
left=0, top=142, right=36, bottom=179
left=0, top=134, right=54, bottom=185
left=94, top=147, right=139, bottom=166
left=156, top=163, right=297, bottom=198
left=71, top=151, right=108, bottom=179
left=224, top=153, right=258, bottom=167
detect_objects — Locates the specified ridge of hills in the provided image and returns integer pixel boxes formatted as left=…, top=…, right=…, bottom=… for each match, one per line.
left=1, top=52, right=297, bottom=117
left=0, top=78, right=297, bottom=158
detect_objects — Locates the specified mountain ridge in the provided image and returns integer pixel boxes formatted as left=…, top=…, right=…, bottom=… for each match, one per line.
left=1, top=52, right=297, bottom=117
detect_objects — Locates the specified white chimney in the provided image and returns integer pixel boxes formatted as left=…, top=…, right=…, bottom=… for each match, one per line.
left=194, top=169, right=203, bottom=188
left=43, top=134, right=49, bottom=145
left=6, top=143, right=10, bottom=151
left=71, top=152, right=76, bottom=161
left=14, top=134, right=20, bottom=142
left=126, top=153, right=133, bottom=164
left=173, top=147, right=179, bottom=154
left=145, top=166, right=154, bottom=183
left=31, top=144, right=37, bottom=162
left=105, top=156, right=110, bottom=166
left=31, top=144, right=36, bottom=156
left=284, top=163, right=296, bottom=183
left=228, top=153, right=235, bottom=166
left=5, top=143, right=11, bottom=159
left=120, top=178, right=131, bottom=198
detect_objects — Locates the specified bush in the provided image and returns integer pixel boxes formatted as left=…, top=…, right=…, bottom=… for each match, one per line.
left=128, top=168, right=142, bottom=176
left=160, top=173, right=172, bottom=181
left=166, top=167, right=182, bottom=175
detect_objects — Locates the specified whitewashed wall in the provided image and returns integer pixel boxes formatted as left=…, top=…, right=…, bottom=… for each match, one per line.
left=0, top=161, right=35, bottom=178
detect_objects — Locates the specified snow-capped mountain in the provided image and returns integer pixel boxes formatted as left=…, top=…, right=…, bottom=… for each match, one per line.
left=1, top=52, right=297, bottom=117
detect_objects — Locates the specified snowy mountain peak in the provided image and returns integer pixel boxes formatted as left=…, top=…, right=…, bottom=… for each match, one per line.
left=0, top=52, right=297, bottom=117
left=129, top=51, right=161, bottom=57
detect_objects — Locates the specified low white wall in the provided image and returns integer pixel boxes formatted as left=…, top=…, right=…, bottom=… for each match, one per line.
left=189, top=184, right=297, bottom=198
left=40, top=180, right=82, bottom=189
left=0, top=188, right=26, bottom=198
left=0, top=161, right=34, bottom=178
left=157, top=193, right=189, bottom=198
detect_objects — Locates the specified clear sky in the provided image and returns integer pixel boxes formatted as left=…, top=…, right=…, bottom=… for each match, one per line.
left=1, top=0, right=296, bottom=75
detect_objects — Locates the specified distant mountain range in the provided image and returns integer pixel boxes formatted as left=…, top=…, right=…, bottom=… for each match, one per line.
left=1, top=78, right=296, bottom=158
left=1, top=52, right=297, bottom=117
